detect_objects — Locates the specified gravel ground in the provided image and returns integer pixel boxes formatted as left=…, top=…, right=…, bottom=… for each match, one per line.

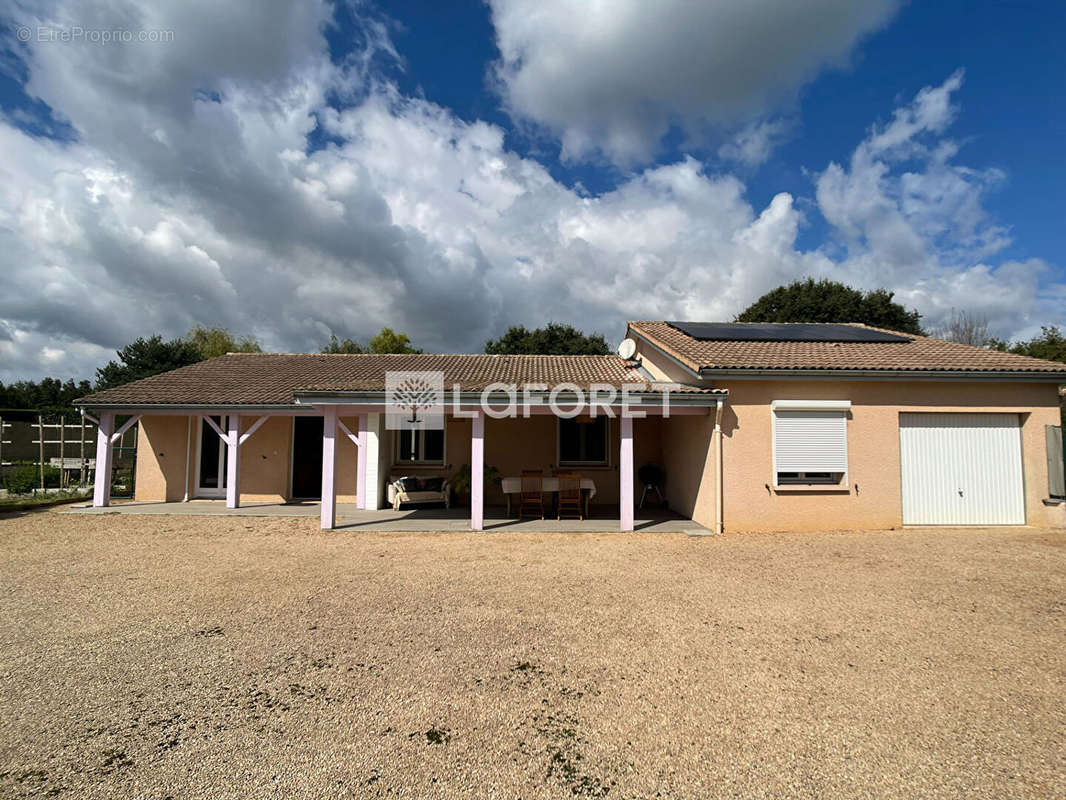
left=1, top=511, right=1064, bottom=799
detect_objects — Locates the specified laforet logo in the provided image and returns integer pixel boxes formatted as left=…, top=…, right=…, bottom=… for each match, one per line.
left=385, top=371, right=444, bottom=430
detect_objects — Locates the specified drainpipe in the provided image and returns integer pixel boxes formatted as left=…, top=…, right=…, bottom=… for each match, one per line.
left=182, top=415, right=192, bottom=502
left=715, top=398, right=724, bottom=535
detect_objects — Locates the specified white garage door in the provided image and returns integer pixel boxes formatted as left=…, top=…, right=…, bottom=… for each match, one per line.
left=899, top=413, right=1025, bottom=525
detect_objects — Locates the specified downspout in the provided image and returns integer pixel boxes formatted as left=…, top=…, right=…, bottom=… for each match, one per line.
left=182, top=415, right=192, bottom=502
left=715, top=398, right=724, bottom=535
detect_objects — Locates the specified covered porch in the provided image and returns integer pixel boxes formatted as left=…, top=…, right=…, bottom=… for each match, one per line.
left=83, top=373, right=727, bottom=533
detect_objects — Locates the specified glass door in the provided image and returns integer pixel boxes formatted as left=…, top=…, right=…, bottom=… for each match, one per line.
left=196, top=415, right=228, bottom=497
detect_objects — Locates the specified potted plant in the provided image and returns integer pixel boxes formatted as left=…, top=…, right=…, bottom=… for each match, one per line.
left=451, top=463, right=502, bottom=507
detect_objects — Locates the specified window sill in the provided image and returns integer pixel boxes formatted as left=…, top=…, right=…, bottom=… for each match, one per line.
left=772, top=484, right=851, bottom=493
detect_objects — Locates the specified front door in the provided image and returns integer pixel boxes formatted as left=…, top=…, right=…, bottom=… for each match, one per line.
left=291, top=416, right=324, bottom=499
left=196, top=415, right=228, bottom=498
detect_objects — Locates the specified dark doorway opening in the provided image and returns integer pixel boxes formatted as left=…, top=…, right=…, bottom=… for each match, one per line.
left=291, top=416, right=324, bottom=499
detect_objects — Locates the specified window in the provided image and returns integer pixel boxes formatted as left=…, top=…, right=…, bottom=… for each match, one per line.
left=776, top=471, right=838, bottom=485
left=559, top=417, right=609, bottom=466
left=771, top=401, right=850, bottom=487
left=395, top=427, right=445, bottom=464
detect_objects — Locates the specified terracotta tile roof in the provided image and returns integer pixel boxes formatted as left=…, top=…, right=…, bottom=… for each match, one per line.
left=77, top=353, right=714, bottom=407
left=628, top=321, right=1066, bottom=375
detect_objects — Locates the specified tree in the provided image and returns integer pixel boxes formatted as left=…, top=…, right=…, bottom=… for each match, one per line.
left=991, top=326, right=1066, bottom=428
left=0, top=377, right=93, bottom=415
left=991, top=326, right=1066, bottom=363
left=186, top=325, right=261, bottom=359
left=931, top=309, right=992, bottom=347
left=322, top=334, right=366, bottom=354
left=95, top=335, right=202, bottom=390
left=369, top=327, right=421, bottom=354
left=736, top=278, right=925, bottom=335
left=485, top=323, right=611, bottom=355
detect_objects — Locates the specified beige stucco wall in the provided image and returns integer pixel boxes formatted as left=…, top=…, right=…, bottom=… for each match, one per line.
left=336, top=416, right=360, bottom=503
left=134, top=415, right=191, bottom=502
left=635, top=334, right=1065, bottom=531
left=133, top=384, right=1063, bottom=533
left=660, top=414, right=716, bottom=524
left=654, top=376, right=1064, bottom=532
left=136, top=415, right=293, bottom=503
left=728, top=380, right=1063, bottom=531
left=238, top=416, right=292, bottom=501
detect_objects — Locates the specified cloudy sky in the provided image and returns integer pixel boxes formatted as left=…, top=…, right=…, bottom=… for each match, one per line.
left=1, top=0, right=1063, bottom=381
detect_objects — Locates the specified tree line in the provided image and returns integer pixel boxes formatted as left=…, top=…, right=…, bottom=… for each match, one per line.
left=1, top=322, right=614, bottom=415
left=93, top=326, right=425, bottom=392
left=736, top=278, right=1065, bottom=360
left=3, top=280, right=1062, bottom=415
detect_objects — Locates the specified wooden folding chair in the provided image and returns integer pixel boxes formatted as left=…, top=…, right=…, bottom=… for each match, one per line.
left=556, top=472, right=583, bottom=520
left=519, top=469, right=544, bottom=519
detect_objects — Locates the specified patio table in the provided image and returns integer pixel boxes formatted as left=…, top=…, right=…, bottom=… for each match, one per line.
left=501, top=476, right=597, bottom=517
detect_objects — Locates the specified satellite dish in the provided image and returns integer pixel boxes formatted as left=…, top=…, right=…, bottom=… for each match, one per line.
left=617, top=338, right=637, bottom=360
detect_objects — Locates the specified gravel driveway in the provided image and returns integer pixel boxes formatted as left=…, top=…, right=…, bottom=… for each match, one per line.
left=1, top=510, right=1064, bottom=799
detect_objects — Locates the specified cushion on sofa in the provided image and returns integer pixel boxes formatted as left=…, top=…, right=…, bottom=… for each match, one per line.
left=394, top=476, right=447, bottom=494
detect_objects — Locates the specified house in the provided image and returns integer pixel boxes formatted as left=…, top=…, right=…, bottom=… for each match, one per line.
left=76, top=322, right=1066, bottom=532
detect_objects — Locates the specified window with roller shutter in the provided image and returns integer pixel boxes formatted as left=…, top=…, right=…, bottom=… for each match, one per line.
left=771, top=400, right=850, bottom=487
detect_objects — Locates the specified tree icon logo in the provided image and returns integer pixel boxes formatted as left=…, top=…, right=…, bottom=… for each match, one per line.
left=396, top=376, right=436, bottom=423
left=386, top=371, right=444, bottom=430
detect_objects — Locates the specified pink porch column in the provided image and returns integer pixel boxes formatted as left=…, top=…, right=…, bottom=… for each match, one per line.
left=356, top=413, right=368, bottom=510
left=320, top=407, right=338, bottom=530
left=92, top=412, right=114, bottom=507
left=620, top=415, right=634, bottom=531
left=226, top=414, right=241, bottom=509
left=471, top=411, right=484, bottom=531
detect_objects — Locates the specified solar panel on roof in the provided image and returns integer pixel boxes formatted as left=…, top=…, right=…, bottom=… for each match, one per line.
left=666, top=322, right=911, bottom=343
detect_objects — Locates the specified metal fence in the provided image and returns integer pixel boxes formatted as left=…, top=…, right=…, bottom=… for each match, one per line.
left=0, top=412, right=137, bottom=498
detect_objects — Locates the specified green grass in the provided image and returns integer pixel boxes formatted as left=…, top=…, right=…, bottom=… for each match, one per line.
left=0, top=490, right=91, bottom=513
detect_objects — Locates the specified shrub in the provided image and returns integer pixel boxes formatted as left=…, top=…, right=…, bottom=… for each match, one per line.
left=3, top=464, right=61, bottom=494
left=450, top=463, right=502, bottom=504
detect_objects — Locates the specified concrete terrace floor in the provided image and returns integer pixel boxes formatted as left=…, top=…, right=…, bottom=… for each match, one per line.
left=65, top=500, right=707, bottom=533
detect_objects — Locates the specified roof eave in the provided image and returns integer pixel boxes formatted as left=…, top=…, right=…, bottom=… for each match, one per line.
left=294, top=388, right=727, bottom=406
left=75, top=387, right=730, bottom=412
left=75, top=402, right=310, bottom=412
left=697, top=367, right=1066, bottom=382
left=625, top=326, right=702, bottom=377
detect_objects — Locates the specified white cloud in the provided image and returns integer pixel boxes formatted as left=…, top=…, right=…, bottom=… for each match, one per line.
left=866, top=69, right=964, bottom=155
left=812, top=70, right=1048, bottom=334
left=718, top=119, right=791, bottom=166
left=0, top=2, right=1061, bottom=384
left=489, top=0, right=900, bottom=164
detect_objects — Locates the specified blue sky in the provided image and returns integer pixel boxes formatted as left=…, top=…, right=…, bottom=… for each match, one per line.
left=0, top=0, right=1064, bottom=381
left=372, top=0, right=1064, bottom=259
